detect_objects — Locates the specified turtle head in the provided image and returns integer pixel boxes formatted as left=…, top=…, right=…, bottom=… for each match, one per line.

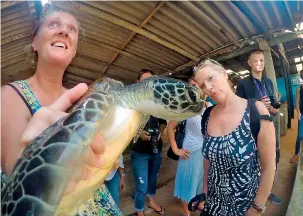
left=142, top=76, right=205, bottom=121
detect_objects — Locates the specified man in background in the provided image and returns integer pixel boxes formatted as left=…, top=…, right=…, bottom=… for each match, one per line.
left=236, top=49, right=282, bottom=205
left=131, top=69, right=166, bottom=216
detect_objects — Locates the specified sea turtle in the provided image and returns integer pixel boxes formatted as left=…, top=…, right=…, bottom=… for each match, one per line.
left=1, top=76, right=204, bottom=216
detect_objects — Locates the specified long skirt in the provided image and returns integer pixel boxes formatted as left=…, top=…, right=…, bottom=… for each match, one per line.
left=174, top=148, right=204, bottom=203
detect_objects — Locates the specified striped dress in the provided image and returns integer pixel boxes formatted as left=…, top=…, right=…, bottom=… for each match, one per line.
left=202, top=105, right=261, bottom=216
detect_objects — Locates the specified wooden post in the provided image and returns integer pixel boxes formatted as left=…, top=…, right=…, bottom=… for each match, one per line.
left=258, top=39, right=281, bottom=153
left=258, top=39, right=279, bottom=98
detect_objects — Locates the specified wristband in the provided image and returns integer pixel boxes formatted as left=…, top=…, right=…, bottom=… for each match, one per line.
left=252, top=201, right=266, bottom=213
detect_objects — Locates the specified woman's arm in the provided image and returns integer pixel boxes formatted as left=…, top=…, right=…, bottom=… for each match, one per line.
left=159, top=123, right=167, bottom=139
left=296, top=87, right=301, bottom=119
left=197, top=158, right=210, bottom=210
left=203, top=158, right=210, bottom=194
left=167, top=120, right=179, bottom=151
left=1, top=85, right=31, bottom=175
left=253, top=101, right=276, bottom=205
left=117, top=155, right=126, bottom=193
left=167, top=121, right=190, bottom=159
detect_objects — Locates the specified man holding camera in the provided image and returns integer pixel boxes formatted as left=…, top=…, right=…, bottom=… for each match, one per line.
left=236, top=49, right=282, bottom=205
left=131, top=69, right=167, bottom=216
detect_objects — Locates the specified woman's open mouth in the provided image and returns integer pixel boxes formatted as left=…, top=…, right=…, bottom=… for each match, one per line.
left=51, top=42, right=68, bottom=49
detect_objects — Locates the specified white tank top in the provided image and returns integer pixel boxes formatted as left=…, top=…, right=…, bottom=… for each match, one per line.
left=182, top=109, right=205, bottom=152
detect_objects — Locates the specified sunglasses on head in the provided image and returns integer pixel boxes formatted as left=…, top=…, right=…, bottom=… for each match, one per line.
left=193, top=59, right=222, bottom=73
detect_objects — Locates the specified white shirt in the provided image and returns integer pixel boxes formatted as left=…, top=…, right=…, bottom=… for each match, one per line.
left=182, top=109, right=205, bottom=152
left=105, top=155, right=124, bottom=181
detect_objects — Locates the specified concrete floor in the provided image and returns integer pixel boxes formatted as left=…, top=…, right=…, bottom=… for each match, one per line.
left=120, top=116, right=298, bottom=216
left=263, top=116, right=297, bottom=216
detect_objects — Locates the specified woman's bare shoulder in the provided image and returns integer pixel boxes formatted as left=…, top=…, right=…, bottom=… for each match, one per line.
left=1, top=84, right=31, bottom=119
left=2, top=84, right=21, bottom=105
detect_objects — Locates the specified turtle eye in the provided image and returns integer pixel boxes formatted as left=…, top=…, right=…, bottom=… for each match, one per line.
left=185, top=87, right=198, bottom=105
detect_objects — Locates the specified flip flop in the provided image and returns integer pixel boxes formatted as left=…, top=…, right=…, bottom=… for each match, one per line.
left=188, top=193, right=206, bottom=212
left=148, top=205, right=165, bottom=215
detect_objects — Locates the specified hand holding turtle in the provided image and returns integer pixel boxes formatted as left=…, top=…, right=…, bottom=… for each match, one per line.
left=20, top=83, right=106, bottom=195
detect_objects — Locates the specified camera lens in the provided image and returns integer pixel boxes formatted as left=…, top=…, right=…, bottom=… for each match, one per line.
left=269, top=96, right=280, bottom=109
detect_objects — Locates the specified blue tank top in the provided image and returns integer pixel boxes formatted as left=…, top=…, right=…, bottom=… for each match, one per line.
left=7, top=80, right=42, bottom=115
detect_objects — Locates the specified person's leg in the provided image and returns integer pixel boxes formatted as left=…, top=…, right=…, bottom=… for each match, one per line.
left=175, top=149, right=203, bottom=216
left=296, top=117, right=303, bottom=154
left=182, top=201, right=190, bottom=216
left=104, top=171, right=120, bottom=205
left=147, top=152, right=164, bottom=214
left=291, top=117, right=303, bottom=163
left=131, top=151, right=150, bottom=216
left=268, top=118, right=282, bottom=205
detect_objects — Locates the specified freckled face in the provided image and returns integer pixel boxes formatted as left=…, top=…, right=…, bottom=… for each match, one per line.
left=32, top=12, right=79, bottom=67
left=193, top=66, right=230, bottom=104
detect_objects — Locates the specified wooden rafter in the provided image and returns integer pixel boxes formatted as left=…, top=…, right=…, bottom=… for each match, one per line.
left=170, top=42, right=241, bottom=74
left=171, top=29, right=302, bottom=75
left=79, top=37, right=172, bottom=72
left=102, top=1, right=165, bottom=74
left=54, top=1, right=198, bottom=60
left=1, top=1, right=23, bottom=10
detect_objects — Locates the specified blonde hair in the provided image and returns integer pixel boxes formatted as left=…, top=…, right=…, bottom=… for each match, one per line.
left=192, top=59, right=225, bottom=77
left=24, top=5, right=82, bottom=67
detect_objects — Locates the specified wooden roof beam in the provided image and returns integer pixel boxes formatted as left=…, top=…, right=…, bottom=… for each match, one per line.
left=170, top=30, right=303, bottom=75
left=54, top=1, right=198, bottom=60
left=1, top=1, right=24, bottom=10
left=102, top=1, right=165, bottom=75
left=79, top=37, right=172, bottom=72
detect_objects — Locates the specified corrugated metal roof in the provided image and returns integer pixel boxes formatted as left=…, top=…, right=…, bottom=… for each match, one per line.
left=1, top=1, right=302, bottom=88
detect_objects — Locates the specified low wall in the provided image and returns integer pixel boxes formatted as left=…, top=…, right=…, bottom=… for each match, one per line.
left=280, top=103, right=288, bottom=137
left=286, top=142, right=303, bottom=216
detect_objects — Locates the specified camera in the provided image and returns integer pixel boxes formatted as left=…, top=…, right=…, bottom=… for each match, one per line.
left=269, top=95, right=281, bottom=109
left=147, top=128, right=159, bottom=154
